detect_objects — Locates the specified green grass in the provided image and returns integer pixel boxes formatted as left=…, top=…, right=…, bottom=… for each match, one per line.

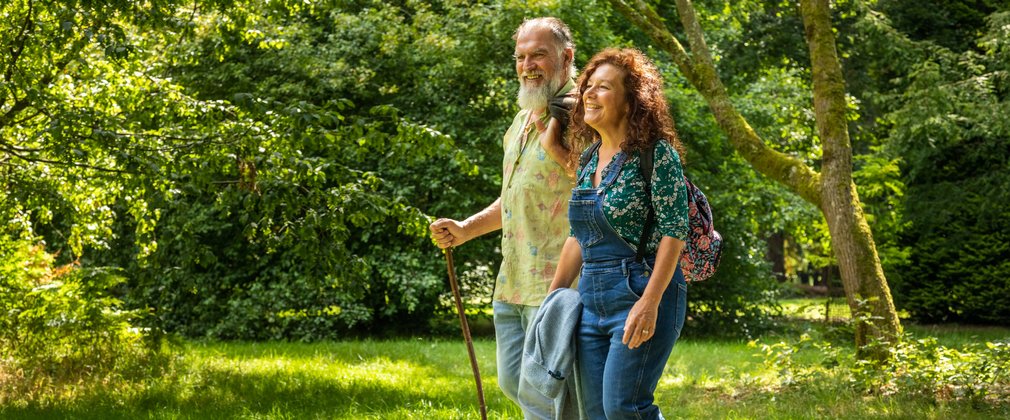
left=778, top=297, right=854, bottom=321
left=2, top=298, right=1007, bottom=419
left=2, top=339, right=521, bottom=419
left=3, top=324, right=1009, bottom=419
left=778, top=298, right=1010, bottom=347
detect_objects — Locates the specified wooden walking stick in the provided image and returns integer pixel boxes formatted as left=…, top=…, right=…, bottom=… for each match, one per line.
left=444, top=247, right=488, bottom=420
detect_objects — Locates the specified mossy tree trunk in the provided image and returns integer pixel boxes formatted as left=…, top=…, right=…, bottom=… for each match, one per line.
left=799, top=0, right=901, bottom=357
left=610, top=0, right=901, bottom=356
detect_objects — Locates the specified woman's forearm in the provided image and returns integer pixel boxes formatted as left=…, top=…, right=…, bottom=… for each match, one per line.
left=639, top=236, right=685, bottom=304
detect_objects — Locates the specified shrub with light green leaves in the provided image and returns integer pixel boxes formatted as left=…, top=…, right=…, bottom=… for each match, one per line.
left=754, top=331, right=1010, bottom=405
left=0, top=237, right=166, bottom=399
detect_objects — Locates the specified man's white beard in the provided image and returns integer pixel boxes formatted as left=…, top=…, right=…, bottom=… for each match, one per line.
left=517, top=72, right=564, bottom=111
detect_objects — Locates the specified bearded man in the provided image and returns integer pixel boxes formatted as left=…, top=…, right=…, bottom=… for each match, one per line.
left=429, top=17, right=578, bottom=419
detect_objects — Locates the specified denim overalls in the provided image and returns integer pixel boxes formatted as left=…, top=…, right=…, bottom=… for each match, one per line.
left=570, top=152, right=687, bottom=420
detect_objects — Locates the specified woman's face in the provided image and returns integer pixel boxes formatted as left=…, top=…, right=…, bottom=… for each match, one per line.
left=582, top=63, right=629, bottom=135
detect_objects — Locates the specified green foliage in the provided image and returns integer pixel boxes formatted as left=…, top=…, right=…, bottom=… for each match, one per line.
left=853, top=146, right=910, bottom=273
left=883, top=12, right=1010, bottom=324
left=755, top=330, right=1010, bottom=405
left=17, top=0, right=1006, bottom=343
left=2, top=0, right=473, bottom=339
left=117, top=101, right=456, bottom=339
left=108, top=0, right=519, bottom=338
left=876, top=0, right=1006, bottom=53
left=94, top=0, right=784, bottom=339
left=0, top=237, right=166, bottom=399
left=854, top=338, right=1010, bottom=404
left=754, top=333, right=843, bottom=387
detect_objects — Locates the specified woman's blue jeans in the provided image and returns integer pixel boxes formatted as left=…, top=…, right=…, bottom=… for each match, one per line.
left=577, top=258, right=686, bottom=419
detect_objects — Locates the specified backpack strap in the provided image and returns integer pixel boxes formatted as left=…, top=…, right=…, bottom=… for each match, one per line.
left=636, top=143, right=656, bottom=263
left=577, top=141, right=602, bottom=181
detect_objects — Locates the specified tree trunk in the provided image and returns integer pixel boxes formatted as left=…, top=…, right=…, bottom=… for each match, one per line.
left=799, top=0, right=901, bottom=356
left=767, top=231, right=786, bottom=282
left=610, top=0, right=902, bottom=356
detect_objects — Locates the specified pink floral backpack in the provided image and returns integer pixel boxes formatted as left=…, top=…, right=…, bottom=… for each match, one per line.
left=580, top=141, right=723, bottom=281
left=676, top=178, right=723, bottom=281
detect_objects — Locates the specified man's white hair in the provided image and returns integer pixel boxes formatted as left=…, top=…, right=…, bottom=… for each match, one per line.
left=513, top=17, right=577, bottom=80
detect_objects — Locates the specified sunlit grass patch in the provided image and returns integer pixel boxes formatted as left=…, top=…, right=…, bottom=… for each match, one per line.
left=3, top=329, right=1009, bottom=419
left=779, top=297, right=853, bottom=321
left=166, top=339, right=520, bottom=419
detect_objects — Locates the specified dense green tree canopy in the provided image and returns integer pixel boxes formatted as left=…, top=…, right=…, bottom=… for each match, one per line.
left=3, top=0, right=1009, bottom=342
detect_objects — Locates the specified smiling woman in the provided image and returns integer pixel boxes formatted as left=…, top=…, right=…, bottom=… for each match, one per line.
left=549, top=48, right=691, bottom=420
left=581, top=63, right=629, bottom=145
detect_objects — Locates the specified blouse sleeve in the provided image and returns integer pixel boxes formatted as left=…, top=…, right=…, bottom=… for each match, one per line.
left=651, top=141, right=690, bottom=241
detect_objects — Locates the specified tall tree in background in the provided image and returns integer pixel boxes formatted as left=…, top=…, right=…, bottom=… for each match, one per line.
left=610, top=0, right=901, bottom=355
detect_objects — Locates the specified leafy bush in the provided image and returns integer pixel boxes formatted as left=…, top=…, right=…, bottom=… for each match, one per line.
left=853, top=338, right=1010, bottom=404
left=754, top=330, right=1010, bottom=405
left=0, top=237, right=168, bottom=400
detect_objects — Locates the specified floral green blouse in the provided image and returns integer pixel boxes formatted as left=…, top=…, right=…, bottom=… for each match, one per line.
left=573, top=140, right=690, bottom=254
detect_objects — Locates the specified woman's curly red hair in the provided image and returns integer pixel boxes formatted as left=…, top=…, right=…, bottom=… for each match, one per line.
left=568, top=48, right=684, bottom=161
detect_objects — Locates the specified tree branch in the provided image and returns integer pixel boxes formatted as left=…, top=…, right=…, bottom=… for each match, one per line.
left=4, top=0, right=33, bottom=82
left=611, top=0, right=824, bottom=206
left=0, top=18, right=91, bottom=129
left=610, top=0, right=700, bottom=84
left=0, top=97, right=33, bottom=129
left=672, top=0, right=717, bottom=72
left=1, top=146, right=135, bottom=174
left=0, top=141, right=43, bottom=154
left=800, top=0, right=851, bottom=166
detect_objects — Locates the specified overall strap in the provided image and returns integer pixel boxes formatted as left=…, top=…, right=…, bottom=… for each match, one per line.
left=635, top=143, right=656, bottom=263
left=581, top=140, right=657, bottom=262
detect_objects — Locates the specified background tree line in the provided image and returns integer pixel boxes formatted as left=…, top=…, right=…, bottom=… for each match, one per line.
left=2, top=0, right=1008, bottom=347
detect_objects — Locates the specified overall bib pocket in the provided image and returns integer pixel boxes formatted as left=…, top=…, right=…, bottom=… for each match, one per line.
left=569, top=199, right=603, bottom=247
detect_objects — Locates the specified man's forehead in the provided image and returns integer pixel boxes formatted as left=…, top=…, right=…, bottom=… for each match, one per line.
left=514, top=44, right=552, bottom=54
left=514, top=27, right=559, bottom=51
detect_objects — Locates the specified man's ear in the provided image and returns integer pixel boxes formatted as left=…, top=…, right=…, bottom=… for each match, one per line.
left=564, top=48, right=574, bottom=65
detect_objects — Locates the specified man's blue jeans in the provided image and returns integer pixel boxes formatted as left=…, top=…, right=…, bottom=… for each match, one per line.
left=493, top=300, right=556, bottom=419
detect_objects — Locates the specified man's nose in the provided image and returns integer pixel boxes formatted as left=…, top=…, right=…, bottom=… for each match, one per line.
left=523, top=57, right=536, bottom=70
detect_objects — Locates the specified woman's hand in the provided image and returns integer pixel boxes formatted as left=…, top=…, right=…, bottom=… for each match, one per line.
left=622, top=296, right=660, bottom=349
left=621, top=236, right=686, bottom=349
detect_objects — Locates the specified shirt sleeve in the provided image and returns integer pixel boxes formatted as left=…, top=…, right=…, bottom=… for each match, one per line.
left=651, top=141, right=690, bottom=241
